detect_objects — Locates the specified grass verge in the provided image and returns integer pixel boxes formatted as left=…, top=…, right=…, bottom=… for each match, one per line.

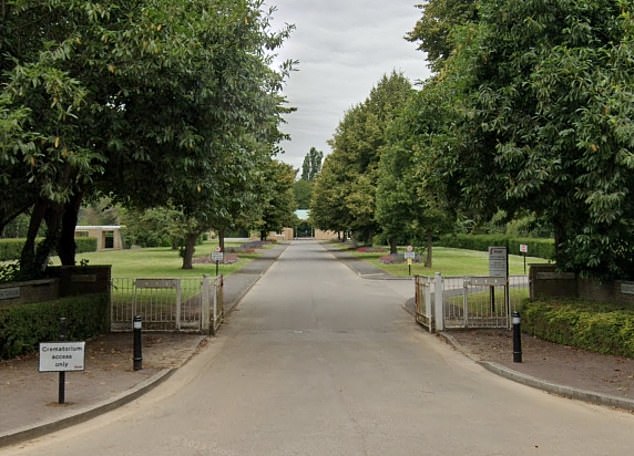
left=49, top=240, right=268, bottom=278
left=342, top=244, right=549, bottom=277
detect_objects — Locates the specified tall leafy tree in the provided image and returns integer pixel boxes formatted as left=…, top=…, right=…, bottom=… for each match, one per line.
left=407, top=0, right=479, bottom=72
left=376, top=77, right=453, bottom=260
left=294, top=147, right=323, bottom=209
left=438, top=0, right=634, bottom=278
left=257, top=159, right=296, bottom=240
left=311, top=72, right=413, bottom=243
left=310, top=153, right=350, bottom=237
left=1, top=0, right=293, bottom=274
left=293, top=178, right=312, bottom=209
left=300, top=147, right=323, bottom=181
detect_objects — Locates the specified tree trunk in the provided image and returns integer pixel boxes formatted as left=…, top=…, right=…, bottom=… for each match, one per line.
left=389, top=238, right=398, bottom=255
left=41, top=203, right=64, bottom=263
left=57, top=191, right=83, bottom=266
left=425, top=231, right=433, bottom=268
left=181, top=232, right=198, bottom=269
left=19, top=198, right=47, bottom=279
left=260, top=230, right=267, bottom=241
left=218, top=228, right=225, bottom=252
left=552, top=216, right=566, bottom=266
left=19, top=199, right=63, bottom=278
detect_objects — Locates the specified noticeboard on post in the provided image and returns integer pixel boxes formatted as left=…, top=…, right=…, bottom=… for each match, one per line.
left=488, top=246, right=508, bottom=279
left=39, top=341, right=86, bottom=372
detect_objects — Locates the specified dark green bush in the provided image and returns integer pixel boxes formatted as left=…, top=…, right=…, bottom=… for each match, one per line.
left=0, top=294, right=109, bottom=359
left=521, top=300, right=634, bottom=358
left=75, top=237, right=98, bottom=253
left=0, top=237, right=97, bottom=261
left=0, top=239, right=25, bottom=261
left=438, top=234, right=555, bottom=260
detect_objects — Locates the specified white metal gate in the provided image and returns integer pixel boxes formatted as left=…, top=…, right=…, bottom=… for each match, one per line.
left=442, top=276, right=510, bottom=329
left=110, top=275, right=223, bottom=333
left=415, top=275, right=433, bottom=329
left=415, top=274, right=528, bottom=332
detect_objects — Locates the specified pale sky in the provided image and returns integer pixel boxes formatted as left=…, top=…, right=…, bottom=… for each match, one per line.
left=267, top=0, right=432, bottom=172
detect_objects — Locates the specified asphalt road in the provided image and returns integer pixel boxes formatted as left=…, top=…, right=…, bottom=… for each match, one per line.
left=5, top=241, right=634, bottom=455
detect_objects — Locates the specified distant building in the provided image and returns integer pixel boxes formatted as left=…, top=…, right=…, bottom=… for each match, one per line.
left=293, top=210, right=337, bottom=240
left=257, top=210, right=338, bottom=241
left=74, top=225, right=124, bottom=250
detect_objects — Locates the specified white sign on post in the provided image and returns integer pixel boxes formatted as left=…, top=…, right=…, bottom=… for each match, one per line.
left=404, top=245, right=416, bottom=260
left=520, top=244, right=528, bottom=253
left=488, top=246, right=508, bottom=279
left=39, top=342, right=86, bottom=372
left=211, top=247, right=224, bottom=263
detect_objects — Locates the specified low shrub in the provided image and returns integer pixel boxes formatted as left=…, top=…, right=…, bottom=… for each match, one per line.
left=521, top=300, right=634, bottom=358
left=438, top=234, right=555, bottom=260
left=75, top=237, right=98, bottom=253
left=0, top=293, right=109, bottom=360
left=0, top=239, right=25, bottom=261
left=0, top=237, right=97, bottom=261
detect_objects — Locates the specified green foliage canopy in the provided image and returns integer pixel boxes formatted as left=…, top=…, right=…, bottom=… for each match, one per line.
left=0, top=0, right=293, bottom=276
left=410, top=0, right=634, bottom=279
left=311, top=72, right=414, bottom=243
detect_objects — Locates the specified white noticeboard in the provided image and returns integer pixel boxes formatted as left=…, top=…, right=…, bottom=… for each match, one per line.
left=488, top=246, right=508, bottom=279
left=520, top=244, right=528, bottom=253
left=39, top=341, right=86, bottom=372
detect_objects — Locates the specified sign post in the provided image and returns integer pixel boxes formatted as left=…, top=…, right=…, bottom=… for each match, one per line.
left=519, top=244, right=528, bottom=274
left=211, top=246, right=224, bottom=276
left=404, top=245, right=416, bottom=276
left=488, top=246, right=509, bottom=314
left=39, top=318, right=85, bottom=404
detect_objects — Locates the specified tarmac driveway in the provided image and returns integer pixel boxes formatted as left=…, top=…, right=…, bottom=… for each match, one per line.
left=6, top=241, right=634, bottom=455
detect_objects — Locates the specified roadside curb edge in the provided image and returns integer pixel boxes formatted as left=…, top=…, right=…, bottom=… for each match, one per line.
left=0, top=368, right=175, bottom=448
left=438, top=332, right=634, bottom=412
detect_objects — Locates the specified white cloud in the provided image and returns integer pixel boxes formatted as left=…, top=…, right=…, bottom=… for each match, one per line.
left=266, top=0, right=431, bottom=171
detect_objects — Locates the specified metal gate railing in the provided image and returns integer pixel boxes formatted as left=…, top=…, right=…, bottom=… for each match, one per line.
left=415, top=274, right=528, bottom=332
left=111, top=275, right=223, bottom=333
left=415, top=275, right=433, bottom=330
left=443, top=276, right=510, bottom=329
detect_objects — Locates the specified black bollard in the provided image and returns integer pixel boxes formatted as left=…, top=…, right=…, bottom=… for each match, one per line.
left=133, top=315, right=143, bottom=371
left=512, top=311, right=522, bottom=363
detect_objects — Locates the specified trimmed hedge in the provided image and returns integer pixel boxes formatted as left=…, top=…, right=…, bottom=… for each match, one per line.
left=0, top=293, right=109, bottom=359
left=0, top=237, right=98, bottom=261
left=438, top=234, right=555, bottom=260
left=521, top=300, right=634, bottom=358
left=75, top=237, right=98, bottom=253
left=0, top=239, right=24, bottom=261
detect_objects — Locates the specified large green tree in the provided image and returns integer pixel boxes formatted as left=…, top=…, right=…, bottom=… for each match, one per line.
left=436, top=0, right=634, bottom=278
left=376, top=77, right=453, bottom=260
left=310, top=152, right=350, bottom=236
left=301, top=147, right=323, bottom=181
left=407, top=0, right=478, bottom=72
left=294, top=147, right=324, bottom=209
left=311, top=72, right=414, bottom=243
left=1, top=0, right=293, bottom=275
left=257, top=159, right=296, bottom=240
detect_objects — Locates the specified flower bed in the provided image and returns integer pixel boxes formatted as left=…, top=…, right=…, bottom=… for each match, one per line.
left=356, top=246, right=388, bottom=253
left=193, top=253, right=239, bottom=264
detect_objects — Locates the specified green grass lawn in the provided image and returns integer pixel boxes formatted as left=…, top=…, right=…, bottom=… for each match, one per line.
left=350, top=245, right=550, bottom=277
left=49, top=240, right=264, bottom=278
left=48, top=240, right=546, bottom=279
